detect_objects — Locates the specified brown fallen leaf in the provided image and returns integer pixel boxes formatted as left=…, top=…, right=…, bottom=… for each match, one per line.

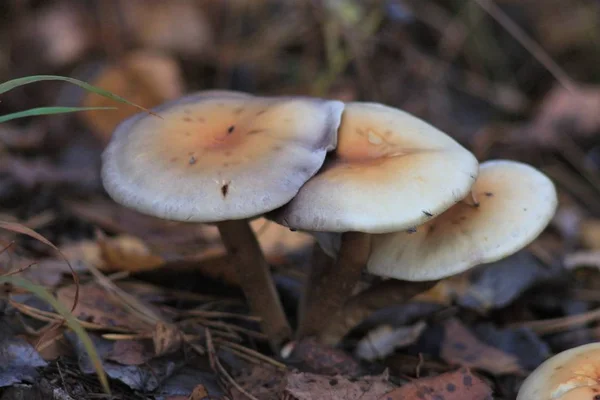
left=188, top=385, right=209, bottom=400
left=231, top=365, right=287, bottom=400
left=80, top=51, right=184, bottom=144
left=152, top=322, right=183, bottom=357
left=517, top=84, right=600, bottom=147
left=107, top=340, right=154, bottom=366
left=56, top=283, right=151, bottom=332
left=580, top=219, right=600, bottom=249
left=379, top=368, right=493, bottom=400
left=284, top=371, right=393, bottom=400
left=98, top=233, right=165, bottom=272
left=290, top=337, right=362, bottom=377
left=441, top=318, right=523, bottom=375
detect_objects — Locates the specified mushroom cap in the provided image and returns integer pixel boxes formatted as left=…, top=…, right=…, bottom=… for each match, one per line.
left=272, top=102, right=479, bottom=233
left=517, top=342, right=600, bottom=400
left=367, top=160, right=558, bottom=281
left=102, top=91, right=344, bottom=222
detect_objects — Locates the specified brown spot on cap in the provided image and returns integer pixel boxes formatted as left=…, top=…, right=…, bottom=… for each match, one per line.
left=183, top=117, right=192, bottom=122
left=221, top=183, right=229, bottom=197
left=189, top=156, right=197, bottom=165
left=227, top=125, right=235, bottom=134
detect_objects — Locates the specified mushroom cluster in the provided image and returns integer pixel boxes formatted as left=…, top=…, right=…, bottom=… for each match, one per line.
left=101, top=90, right=557, bottom=352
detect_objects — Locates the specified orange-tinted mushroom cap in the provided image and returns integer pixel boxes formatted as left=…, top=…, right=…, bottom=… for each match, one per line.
left=273, top=102, right=479, bottom=233
left=102, top=91, right=343, bottom=222
left=368, top=160, right=558, bottom=281
left=517, top=342, right=600, bottom=399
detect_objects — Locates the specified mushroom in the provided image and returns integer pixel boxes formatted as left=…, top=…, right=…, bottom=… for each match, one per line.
left=317, top=159, right=557, bottom=345
left=101, top=90, right=344, bottom=350
left=272, top=101, right=479, bottom=338
left=517, top=342, right=600, bottom=399
left=368, top=160, right=558, bottom=281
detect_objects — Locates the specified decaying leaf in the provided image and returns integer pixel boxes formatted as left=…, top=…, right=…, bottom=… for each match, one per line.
left=57, top=283, right=151, bottom=332
left=580, top=219, right=600, bottom=249
left=441, top=318, right=523, bottom=375
left=230, top=366, right=286, bottom=400
left=80, top=51, right=184, bottom=144
left=379, top=368, right=493, bottom=400
left=284, top=371, right=393, bottom=400
left=107, top=340, right=154, bottom=366
left=518, top=84, right=600, bottom=147
left=290, top=337, right=362, bottom=376
left=153, top=322, right=183, bottom=357
left=0, top=336, right=47, bottom=388
left=98, top=233, right=165, bottom=272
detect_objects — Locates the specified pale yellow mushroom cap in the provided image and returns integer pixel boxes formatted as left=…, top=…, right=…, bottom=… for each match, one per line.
left=102, top=91, right=344, bottom=222
left=368, top=160, right=558, bottom=281
left=517, top=342, right=600, bottom=400
left=273, top=102, right=479, bottom=233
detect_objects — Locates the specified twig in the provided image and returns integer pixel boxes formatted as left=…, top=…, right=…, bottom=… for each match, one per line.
left=206, top=329, right=260, bottom=400
left=474, top=0, right=577, bottom=92
left=213, top=338, right=287, bottom=370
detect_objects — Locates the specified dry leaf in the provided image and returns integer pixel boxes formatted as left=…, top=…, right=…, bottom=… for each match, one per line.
left=355, top=321, right=427, bottom=361
left=188, top=385, right=209, bottom=400
left=98, top=234, right=164, bottom=272
left=441, top=319, right=523, bottom=375
left=580, top=219, right=600, bottom=249
left=284, top=372, right=393, bottom=400
left=107, top=340, right=154, bottom=366
left=290, top=337, right=362, bottom=376
left=519, top=84, right=600, bottom=146
left=80, top=51, right=184, bottom=143
left=152, top=322, right=183, bottom=356
left=231, top=365, right=286, bottom=400
left=57, top=283, right=151, bottom=332
left=380, top=368, right=493, bottom=400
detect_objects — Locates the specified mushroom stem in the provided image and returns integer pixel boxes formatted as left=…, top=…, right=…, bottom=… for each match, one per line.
left=297, top=231, right=371, bottom=339
left=217, top=219, right=292, bottom=351
left=318, top=279, right=438, bottom=345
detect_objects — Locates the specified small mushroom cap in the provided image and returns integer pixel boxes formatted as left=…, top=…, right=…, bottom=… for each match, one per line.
left=102, top=91, right=343, bottom=222
left=517, top=342, right=600, bottom=400
left=368, top=160, right=558, bottom=281
left=272, top=102, right=479, bottom=233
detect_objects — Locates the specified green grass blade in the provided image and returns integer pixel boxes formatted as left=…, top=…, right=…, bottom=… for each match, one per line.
left=0, top=75, right=159, bottom=116
left=0, top=106, right=116, bottom=123
left=1, top=275, right=111, bottom=395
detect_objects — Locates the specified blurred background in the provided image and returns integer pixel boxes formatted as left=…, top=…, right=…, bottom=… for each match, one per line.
left=2, top=1, right=600, bottom=398
left=2, top=0, right=600, bottom=214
